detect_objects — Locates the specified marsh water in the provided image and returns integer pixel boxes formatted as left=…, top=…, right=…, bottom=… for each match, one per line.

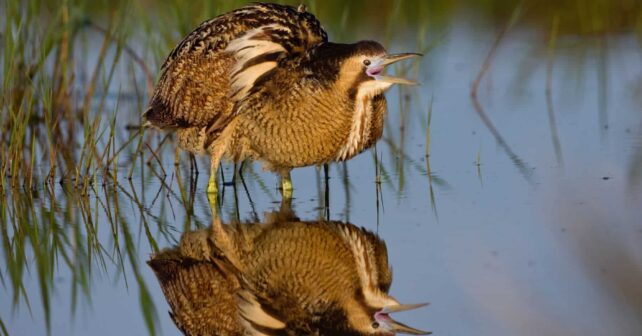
left=2, top=1, right=642, bottom=335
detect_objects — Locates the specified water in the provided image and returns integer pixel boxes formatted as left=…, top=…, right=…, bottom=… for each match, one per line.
left=2, top=4, right=642, bottom=336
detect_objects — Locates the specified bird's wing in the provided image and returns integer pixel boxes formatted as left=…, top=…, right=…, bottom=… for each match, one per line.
left=144, top=3, right=327, bottom=129
left=147, top=250, right=244, bottom=335
left=225, top=24, right=295, bottom=103
left=236, top=289, right=288, bottom=336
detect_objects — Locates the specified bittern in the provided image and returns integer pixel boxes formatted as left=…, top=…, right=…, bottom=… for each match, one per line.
left=148, top=216, right=430, bottom=335
left=144, top=3, right=420, bottom=198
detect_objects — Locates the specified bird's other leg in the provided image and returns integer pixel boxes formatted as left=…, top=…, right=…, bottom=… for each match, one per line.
left=280, top=169, right=293, bottom=199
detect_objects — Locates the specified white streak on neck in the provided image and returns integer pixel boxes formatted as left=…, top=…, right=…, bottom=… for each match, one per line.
left=335, top=81, right=390, bottom=161
left=335, top=224, right=396, bottom=308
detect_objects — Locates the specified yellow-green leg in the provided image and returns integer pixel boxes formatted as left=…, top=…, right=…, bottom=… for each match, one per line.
left=207, top=157, right=219, bottom=212
left=207, top=172, right=218, bottom=207
left=280, top=170, right=293, bottom=199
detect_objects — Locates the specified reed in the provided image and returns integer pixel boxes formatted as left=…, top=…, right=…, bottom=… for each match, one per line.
left=2, top=0, right=642, bottom=334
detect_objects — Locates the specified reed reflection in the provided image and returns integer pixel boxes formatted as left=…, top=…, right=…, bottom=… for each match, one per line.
left=148, top=204, right=430, bottom=335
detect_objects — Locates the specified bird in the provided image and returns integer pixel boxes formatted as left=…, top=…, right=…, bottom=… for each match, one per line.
left=148, top=215, right=430, bottom=335
left=144, top=3, right=420, bottom=198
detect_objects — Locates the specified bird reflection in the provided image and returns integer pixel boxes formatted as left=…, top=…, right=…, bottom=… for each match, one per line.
left=148, top=207, right=430, bottom=335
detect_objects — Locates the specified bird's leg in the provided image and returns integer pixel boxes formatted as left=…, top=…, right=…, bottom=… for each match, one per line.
left=279, top=194, right=297, bottom=221
left=280, top=169, right=293, bottom=199
left=207, top=179, right=218, bottom=213
left=207, top=155, right=221, bottom=212
left=208, top=164, right=218, bottom=194
left=209, top=216, right=243, bottom=273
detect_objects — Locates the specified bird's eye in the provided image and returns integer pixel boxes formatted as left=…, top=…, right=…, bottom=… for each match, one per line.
left=372, top=322, right=380, bottom=329
left=363, top=59, right=371, bottom=66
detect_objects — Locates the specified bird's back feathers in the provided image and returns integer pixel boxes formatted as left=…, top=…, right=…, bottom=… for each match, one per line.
left=147, top=249, right=243, bottom=336
left=144, top=3, right=327, bottom=130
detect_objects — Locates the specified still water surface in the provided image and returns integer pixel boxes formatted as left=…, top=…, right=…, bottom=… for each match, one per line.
left=2, top=7, right=642, bottom=336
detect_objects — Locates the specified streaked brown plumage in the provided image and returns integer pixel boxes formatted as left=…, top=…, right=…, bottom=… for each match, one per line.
left=148, top=248, right=243, bottom=336
left=144, top=3, right=419, bottom=196
left=148, top=215, right=430, bottom=335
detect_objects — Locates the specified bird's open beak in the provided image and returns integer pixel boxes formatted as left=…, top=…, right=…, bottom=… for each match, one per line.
left=376, top=303, right=431, bottom=335
left=370, top=53, right=422, bottom=85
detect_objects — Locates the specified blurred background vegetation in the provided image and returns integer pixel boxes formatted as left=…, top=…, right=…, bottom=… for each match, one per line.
left=3, top=0, right=641, bottom=187
left=1, top=0, right=642, bottom=335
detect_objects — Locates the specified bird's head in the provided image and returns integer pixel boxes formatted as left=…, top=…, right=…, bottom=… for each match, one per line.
left=308, top=41, right=421, bottom=99
left=344, top=296, right=431, bottom=336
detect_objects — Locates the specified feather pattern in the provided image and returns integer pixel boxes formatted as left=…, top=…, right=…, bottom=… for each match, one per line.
left=144, top=3, right=327, bottom=133
left=143, top=3, right=416, bottom=196
left=336, top=81, right=391, bottom=161
left=335, top=223, right=395, bottom=308
left=225, top=25, right=289, bottom=102
left=150, top=219, right=399, bottom=335
left=236, top=289, right=286, bottom=335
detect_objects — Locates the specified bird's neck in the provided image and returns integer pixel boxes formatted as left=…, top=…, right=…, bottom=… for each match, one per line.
left=343, top=298, right=375, bottom=334
left=335, top=90, right=384, bottom=161
left=334, top=223, right=394, bottom=308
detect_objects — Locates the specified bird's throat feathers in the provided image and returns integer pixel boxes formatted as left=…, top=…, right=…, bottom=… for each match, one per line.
left=336, top=82, right=388, bottom=161
left=334, top=224, right=395, bottom=307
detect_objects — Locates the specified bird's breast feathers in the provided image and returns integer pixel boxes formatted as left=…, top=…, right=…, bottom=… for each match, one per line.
left=335, top=83, right=387, bottom=161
